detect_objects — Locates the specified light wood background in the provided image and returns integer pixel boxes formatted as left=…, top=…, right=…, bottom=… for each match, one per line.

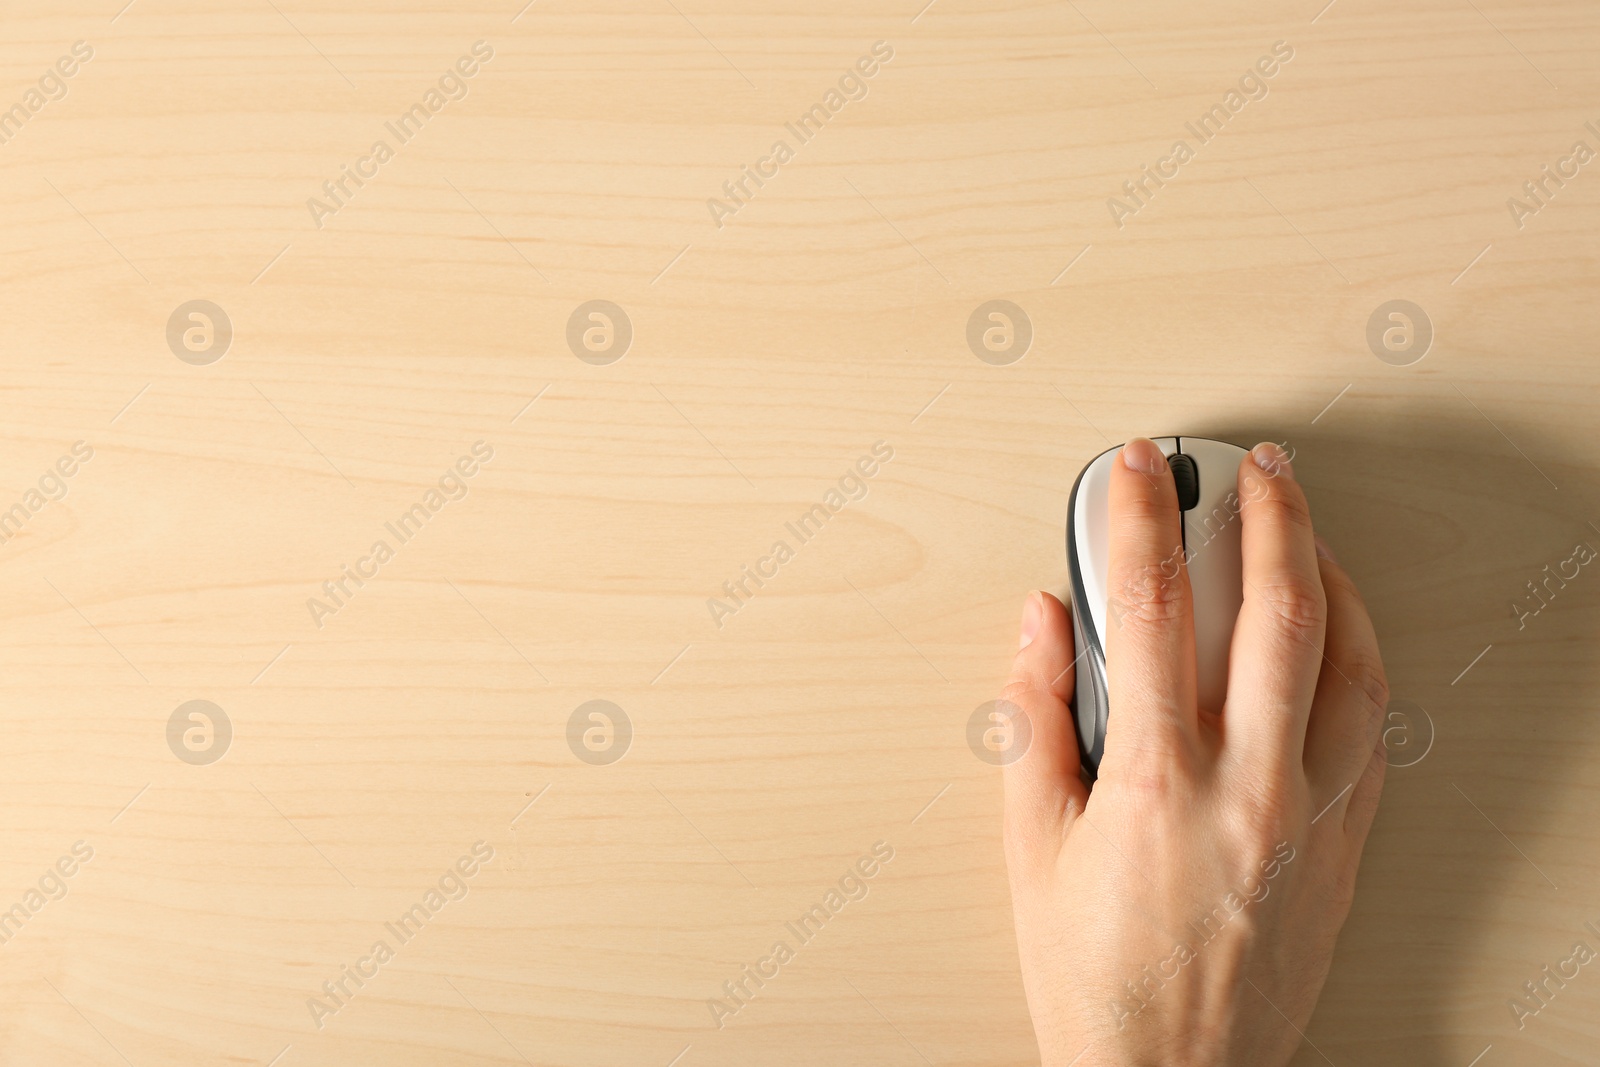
left=1, top=0, right=1598, bottom=1064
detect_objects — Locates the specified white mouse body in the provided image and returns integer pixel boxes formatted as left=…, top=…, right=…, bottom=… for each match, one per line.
left=1065, top=437, right=1247, bottom=774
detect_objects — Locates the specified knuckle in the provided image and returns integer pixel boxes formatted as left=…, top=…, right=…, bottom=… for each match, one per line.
left=1109, top=564, right=1189, bottom=629
left=1254, top=576, right=1327, bottom=639
left=1099, top=736, right=1195, bottom=800
left=1101, top=768, right=1179, bottom=810
left=999, top=678, right=1042, bottom=711
left=1231, top=783, right=1296, bottom=856
left=1343, top=651, right=1391, bottom=726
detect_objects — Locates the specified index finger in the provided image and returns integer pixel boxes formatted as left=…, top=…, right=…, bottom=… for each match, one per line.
left=1104, top=438, right=1199, bottom=767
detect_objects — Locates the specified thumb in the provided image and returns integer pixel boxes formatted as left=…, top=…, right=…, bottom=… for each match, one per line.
left=1001, top=591, right=1089, bottom=857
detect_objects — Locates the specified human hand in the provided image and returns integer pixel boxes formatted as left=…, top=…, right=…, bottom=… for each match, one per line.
left=1001, top=439, right=1388, bottom=1067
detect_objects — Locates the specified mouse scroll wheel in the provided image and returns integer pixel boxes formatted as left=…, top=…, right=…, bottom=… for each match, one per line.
left=1169, top=454, right=1200, bottom=511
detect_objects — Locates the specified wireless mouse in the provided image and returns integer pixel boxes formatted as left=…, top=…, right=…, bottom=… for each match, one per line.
left=1065, top=437, right=1247, bottom=775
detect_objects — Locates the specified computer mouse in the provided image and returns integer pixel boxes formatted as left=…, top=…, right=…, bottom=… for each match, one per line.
left=1065, top=437, right=1247, bottom=776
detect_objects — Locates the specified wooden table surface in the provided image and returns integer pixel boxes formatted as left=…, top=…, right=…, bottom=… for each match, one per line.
left=2, top=1, right=1599, bottom=1064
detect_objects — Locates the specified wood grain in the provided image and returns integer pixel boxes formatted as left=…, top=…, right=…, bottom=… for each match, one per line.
left=0, top=1, right=1597, bottom=1063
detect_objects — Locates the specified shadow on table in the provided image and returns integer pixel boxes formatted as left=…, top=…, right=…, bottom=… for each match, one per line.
left=1191, top=398, right=1600, bottom=1067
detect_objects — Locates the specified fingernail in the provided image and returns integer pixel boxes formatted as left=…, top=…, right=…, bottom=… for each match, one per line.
left=1019, top=591, right=1042, bottom=650
left=1122, top=438, right=1166, bottom=474
left=1252, top=442, right=1293, bottom=479
left=1314, top=535, right=1337, bottom=562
